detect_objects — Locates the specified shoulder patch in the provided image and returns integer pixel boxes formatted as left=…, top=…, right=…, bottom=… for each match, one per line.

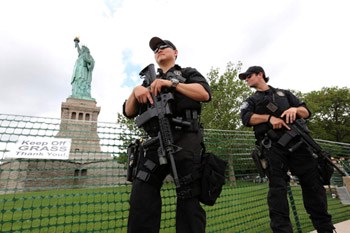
left=240, top=101, right=249, bottom=110
left=276, top=90, right=285, bottom=96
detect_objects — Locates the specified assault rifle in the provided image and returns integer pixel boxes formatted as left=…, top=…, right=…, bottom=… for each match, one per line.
left=266, top=102, right=348, bottom=178
left=135, top=64, right=190, bottom=188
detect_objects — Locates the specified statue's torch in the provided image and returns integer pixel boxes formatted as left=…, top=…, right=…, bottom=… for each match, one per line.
left=74, top=37, right=80, bottom=47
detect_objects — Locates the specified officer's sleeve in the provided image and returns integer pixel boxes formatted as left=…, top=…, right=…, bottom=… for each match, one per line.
left=285, top=90, right=312, bottom=119
left=121, top=80, right=147, bottom=119
left=240, top=97, right=255, bottom=127
left=122, top=100, right=138, bottom=119
left=183, top=67, right=211, bottom=102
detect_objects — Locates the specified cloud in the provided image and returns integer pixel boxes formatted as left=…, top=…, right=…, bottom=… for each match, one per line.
left=0, top=0, right=349, bottom=123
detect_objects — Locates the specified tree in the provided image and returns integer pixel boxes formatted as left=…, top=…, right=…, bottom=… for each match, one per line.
left=201, top=61, right=254, bottom=186
left=304, top=87, right=350, bottom=143
left=201, top=61, right=253, bottom=130
left=115, top=113, right=144, bottom=164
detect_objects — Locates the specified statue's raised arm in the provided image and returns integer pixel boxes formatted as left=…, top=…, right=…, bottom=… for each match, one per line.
left=74, top=37, right=80, bottom=49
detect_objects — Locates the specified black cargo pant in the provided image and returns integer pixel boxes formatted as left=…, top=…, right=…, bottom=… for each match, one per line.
left=127, top=130, right=206, bottom=233
left=265, top=142, right=334, bottom=233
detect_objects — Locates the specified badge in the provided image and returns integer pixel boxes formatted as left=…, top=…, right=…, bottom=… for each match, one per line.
left=276, top=91, right=285, bottom=96
left=174, top=70, right=182, bottom=76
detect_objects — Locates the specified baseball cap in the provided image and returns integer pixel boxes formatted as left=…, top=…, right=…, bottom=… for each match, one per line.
left=149, top=37, right=177, bottom=52
left=239, top=66, right=269, bottom=82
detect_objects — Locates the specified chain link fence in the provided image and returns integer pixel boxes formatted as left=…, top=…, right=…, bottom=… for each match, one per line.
left=0, top=113, right=349, bottom=232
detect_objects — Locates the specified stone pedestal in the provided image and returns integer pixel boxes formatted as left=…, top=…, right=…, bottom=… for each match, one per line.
left=56, top=98, right=109, bottom=160
left=60, top=97, right=100, bottom=121
left=343, top=176, right=350, bottom=193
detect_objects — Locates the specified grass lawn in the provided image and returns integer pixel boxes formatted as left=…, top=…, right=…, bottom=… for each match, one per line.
left=0, top=182, right=349, bottom=233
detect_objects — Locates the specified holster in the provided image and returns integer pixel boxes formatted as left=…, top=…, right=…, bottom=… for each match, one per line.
left=252, top=136, right=270, bottom=178
left=251, top=146, right=268, bottom=178
left=126, top=139, right=142, bottom=182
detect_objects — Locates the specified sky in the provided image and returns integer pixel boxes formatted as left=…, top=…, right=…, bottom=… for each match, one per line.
left=0, top=0, right=349, bottom=123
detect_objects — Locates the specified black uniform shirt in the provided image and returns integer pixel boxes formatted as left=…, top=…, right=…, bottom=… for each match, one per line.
left=141, top=64, right=211, bottom=117
left=240, top=86, right=310, bottom=139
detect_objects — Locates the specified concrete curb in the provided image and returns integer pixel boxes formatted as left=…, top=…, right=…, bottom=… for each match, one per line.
left=309, top=220, right=350, bottom=233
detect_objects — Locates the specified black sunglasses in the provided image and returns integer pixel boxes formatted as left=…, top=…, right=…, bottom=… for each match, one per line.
left=154, top=44, right=171, bottom=54
left=246, top=73, right=254, bottom=79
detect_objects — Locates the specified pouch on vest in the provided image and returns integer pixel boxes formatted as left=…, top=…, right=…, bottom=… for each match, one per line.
left=199, top=153, right=227, bottom=206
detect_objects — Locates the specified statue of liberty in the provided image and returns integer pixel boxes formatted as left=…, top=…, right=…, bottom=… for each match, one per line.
left=71, top=37, right=95, bottom=100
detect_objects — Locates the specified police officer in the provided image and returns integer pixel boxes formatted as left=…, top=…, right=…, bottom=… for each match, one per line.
left=123, top=37, right=211, bottom=233
left=239, top=66, right=335, bottom=233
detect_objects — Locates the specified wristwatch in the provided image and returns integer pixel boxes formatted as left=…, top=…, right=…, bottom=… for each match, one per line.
left=170, top=78, right=179, bottom=89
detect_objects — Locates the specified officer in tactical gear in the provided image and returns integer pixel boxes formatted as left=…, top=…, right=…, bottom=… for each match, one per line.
left=123, top=37, right=211, bottom=233
left=239, top=66, right=335, bottom=233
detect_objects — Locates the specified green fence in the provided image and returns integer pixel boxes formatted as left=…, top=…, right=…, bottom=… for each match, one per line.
left=0, top=113, right=349, bottom=232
